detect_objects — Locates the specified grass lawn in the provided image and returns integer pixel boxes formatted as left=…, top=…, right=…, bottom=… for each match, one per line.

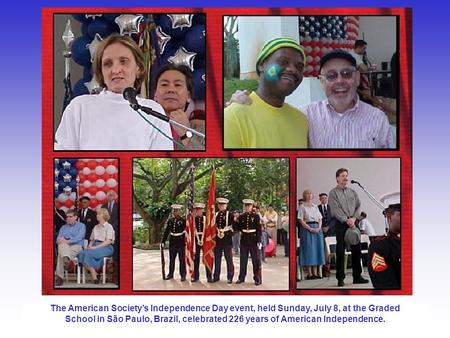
left=223, top=78, right=258, bottom=104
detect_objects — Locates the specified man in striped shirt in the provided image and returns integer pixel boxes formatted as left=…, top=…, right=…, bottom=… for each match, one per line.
left=305, top=49, right=394, bottom=148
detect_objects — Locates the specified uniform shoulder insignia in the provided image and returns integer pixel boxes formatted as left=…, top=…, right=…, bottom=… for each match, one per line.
left=371, top=252, right=388, bottom=272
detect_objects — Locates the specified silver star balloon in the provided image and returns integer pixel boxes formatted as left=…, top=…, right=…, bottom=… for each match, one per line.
left=62, top=161, right=71, bottom=170
left=202, top=74, right=205, bottom=82
left=115, top=14, right=144, bottom=36
left=88, top=33, right=103, bottom=63
left=62, top=19, right=75, bottom=51
left=168, top=14, right=193, bottom=29
left=85, top=78, right=102, bottom=94
left=156, top=25, right=171, bottom=55
left=86, top=14, right=103, bottom=20
left=54, top=182, right=59, bottom=191
left=54, top=168, right=60, bottom=178
left=63, top=186, right=73, bottom=195
left=63, top=173, right=72, bottom=183
left=168, top=47, right=197, bottom=72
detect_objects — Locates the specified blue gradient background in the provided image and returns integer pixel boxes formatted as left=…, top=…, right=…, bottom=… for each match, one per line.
left=0, top=0, right=446, bottom=335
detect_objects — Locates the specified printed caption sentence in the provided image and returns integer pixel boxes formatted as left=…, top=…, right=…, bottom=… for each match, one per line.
left=51, top=303, right=400, bottom=325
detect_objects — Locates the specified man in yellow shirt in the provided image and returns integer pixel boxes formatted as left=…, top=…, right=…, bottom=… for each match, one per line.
left=224, top=37, right=308, bottom=149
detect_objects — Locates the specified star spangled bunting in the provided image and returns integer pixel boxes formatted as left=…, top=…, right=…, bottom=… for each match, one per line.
left=202, top=169, right=216, bottom=274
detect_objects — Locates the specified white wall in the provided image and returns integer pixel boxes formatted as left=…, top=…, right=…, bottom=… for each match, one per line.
left=358, top=16, right=397, bottom=68
left=297, top=158, right=400, bottom=235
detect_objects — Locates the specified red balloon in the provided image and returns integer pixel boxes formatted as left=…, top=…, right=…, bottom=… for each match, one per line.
left=88, top=186, right=98, bottom=195
left=78, top=186, right=87, bottom=195
left=100, top=185, right=110, bottom=193
left=75, top=160, right=86, bottom=170
left=101, top=160, right=110, bottom=167
left=78, top=173, right=86, bottom=182
left=87, top=173, right=98, bottom=182
left=87, top=160, right=97, bottom=170
left=101, top=173, right=111, bottom=180
left=113, top=186, right=119, bottom=193
left=55, top=202, right=63, bottom=209
left=89, top=199, right=99, bottom=208
left=64, top=199, right=74, bottom=208
left=112, top=160, right=118, bottom=167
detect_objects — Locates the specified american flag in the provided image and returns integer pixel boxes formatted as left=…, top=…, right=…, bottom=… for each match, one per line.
left=202, top=169, right=216, bottom=274
left=298, top=15, right=360, bottom=77
left=185, top=164, right=196, bottom=278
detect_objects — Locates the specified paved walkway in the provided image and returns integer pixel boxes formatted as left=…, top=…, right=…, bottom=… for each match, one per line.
left=133, top=245, right=289, bottom=291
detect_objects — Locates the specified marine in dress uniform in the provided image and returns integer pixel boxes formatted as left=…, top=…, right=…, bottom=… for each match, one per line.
left=161, top=204, right=187, bottom=281
left=236, top=199, right=262, bottom=285
left=191, top=203, right=213, bottom=282
left=212, top=197, right=235, bottom=283
left=368, top=202, right=401, bottom=289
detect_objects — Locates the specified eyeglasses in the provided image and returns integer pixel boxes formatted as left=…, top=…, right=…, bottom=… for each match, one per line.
left=320, top=68, right=356, bottom=82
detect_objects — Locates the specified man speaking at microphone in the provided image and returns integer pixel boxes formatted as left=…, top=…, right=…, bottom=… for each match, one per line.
left=329, top=168, right=369, bottom=287
left=55, top=34, right=173, bottom=151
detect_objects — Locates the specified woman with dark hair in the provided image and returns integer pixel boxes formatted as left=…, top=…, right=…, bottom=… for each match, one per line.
left=55, top=34, right=173, bottom=151
left=154, top=64, right=205, bottom=150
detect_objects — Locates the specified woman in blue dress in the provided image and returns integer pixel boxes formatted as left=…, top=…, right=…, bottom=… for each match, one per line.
left=299, top=189, right=325, bottom=279
left=78, top=208, right=115, bottom=283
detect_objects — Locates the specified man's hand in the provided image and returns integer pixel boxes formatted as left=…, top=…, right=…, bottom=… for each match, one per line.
left=346, top=217, right=356, bottom=228
left=226, top=90, right=252, bottom=106
left=168, top=109, right=190, bottom=137
left=322, top=226, right=329, bottom=233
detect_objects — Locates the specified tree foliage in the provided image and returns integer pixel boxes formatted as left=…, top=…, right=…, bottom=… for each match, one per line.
left=133, top=158, right=288, bottom=244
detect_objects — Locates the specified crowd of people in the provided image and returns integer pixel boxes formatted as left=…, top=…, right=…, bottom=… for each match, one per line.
left=160, top=198, right=289, bottom=286
left=297, top=168, right=401, bottom=289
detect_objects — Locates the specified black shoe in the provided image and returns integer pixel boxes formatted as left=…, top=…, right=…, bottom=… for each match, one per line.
left=207, top=278, right=214, bottom=283
left=63, top=257, right=71, bottom=271
left=254, top=280, right=262, bottom=286
left=55, top=275, right=63, bottom=286
left=235, top=280, right=244, bottom=284
left=94, top=276, right=100, bottom=284
left=337, top=279, right=345, bottom=287
left=227, top=279, right=233, bottom=284
left=353, top=277, right=369, bottom=284
left=211, top=277, right=219, bottom=283
left=164, top=275, right=173, bottom=280
left=181, top=276, right=186, bottom=282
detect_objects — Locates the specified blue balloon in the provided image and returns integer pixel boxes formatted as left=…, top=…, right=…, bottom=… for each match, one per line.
left=72, top=14, right=91, bottom=23
left=69, top=167, right=78, bottom=177
left=81, top=22, right=90, bottom=36
left=58, top=180, right=68, bottom=190
left=71, top=35, right=92, bottom=67
left=73, top=78, right=89, bottom=97
left=67, top=159, right=77, bottom=165
left=83, top=67, right=93, bottom=81
left=184, top=24, right=205, bottom=55
left=194, top=55, right=205, bottom=70
left=103, top=14, right=120, bottom=24
left=69, top=180, right=78, bottom=190
left=58, top=168, right=68, bottom=177
left=193, top=14, right=206, bottom=25
left=158, top=14, right=189, bottom=40
left=54, top=191, right=60, bottom=199
left=87, top=18, right=116, bottom=39
left=193, top=68, right=205, bottom=100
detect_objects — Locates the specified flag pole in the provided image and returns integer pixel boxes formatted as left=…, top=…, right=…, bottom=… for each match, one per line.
left=62, top=19, right=75, bottom=112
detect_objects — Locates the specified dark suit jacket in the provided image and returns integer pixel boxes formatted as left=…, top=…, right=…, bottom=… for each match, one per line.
left=79, top=208, right=97, bottom=240
left=318, top=204, right=335, bottom=236
left=101, top=202, right=119, bottom=232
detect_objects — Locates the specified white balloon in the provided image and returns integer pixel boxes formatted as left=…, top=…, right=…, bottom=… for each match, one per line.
left=94, top=166, right=106, bottom=175
left=95, top=159, right=103, bottom=162
left=305, top=46, right=312, bottom=53
left=60, top=206, right=69, bottom=213
left=81, top=159, right=89, bottom=163
left=96, top=191, right=106, bottom=201
left=58, top=193, right=68, bottom=203
left=106, top=165, right=117, bottom=174
left=95, top=179, right=106, bottom=188
left=69, top=192, right=77, bottom=201
left=106, top=178, right=118, bottom=188
left=82, top=167, right=91, bottom=175
left=83, top=180, right=92, bottom=188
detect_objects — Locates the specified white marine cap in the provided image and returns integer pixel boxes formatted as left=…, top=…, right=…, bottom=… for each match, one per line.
left=380, top=191, right=400, bottom=213
left=193, top=202, right=205, bottom=209
left=171, top=204, right=183, bottom=210
left=216, top=197, right=229, bottom=204
left=242, top=199, right=255, bottom=205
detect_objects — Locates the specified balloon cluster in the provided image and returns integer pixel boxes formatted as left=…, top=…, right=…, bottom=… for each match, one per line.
left=298, top=16, right=359, bottom=77
left=69, top=13, right=205, bottom=100
left=54, top=158, right=119, bottom=212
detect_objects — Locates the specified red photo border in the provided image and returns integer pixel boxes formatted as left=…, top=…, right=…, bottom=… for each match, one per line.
left=42, top=7, right=412, bottom=295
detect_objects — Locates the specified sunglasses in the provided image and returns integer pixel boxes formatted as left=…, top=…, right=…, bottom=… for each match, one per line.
left=320, top=68, right=356, bottom=82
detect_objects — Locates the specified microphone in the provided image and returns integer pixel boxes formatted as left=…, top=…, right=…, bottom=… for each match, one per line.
left=350, top=180, right=360, bottom=185
left=123, top=87, right=139, bottom=110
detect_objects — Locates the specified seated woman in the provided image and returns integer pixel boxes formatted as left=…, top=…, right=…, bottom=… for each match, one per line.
left=78, top=208, right=115, bottom=284
left=153, top=64, right=205, bottom=150
left=55, top=33, right=173, bottom=151
left=298, top=189, right=325, bottom=279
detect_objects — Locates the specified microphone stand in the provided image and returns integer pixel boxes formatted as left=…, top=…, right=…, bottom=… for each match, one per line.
left=352, top=181, right=385, bottom=210
left=131, top=103, right=205, bottom=139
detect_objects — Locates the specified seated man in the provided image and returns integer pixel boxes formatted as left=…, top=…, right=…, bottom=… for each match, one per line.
left=54, top=209, right=86, bottom=286
left=224, top=37, right=308, bottom=149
